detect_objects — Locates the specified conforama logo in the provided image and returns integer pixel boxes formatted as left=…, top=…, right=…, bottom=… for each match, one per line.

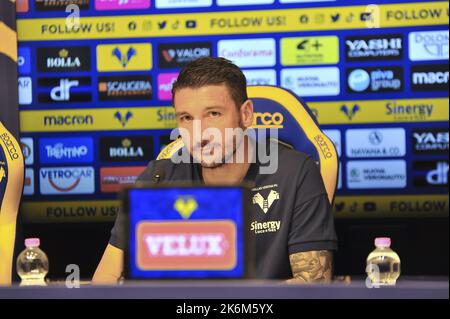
left=136, top=220, right=237, bottom=270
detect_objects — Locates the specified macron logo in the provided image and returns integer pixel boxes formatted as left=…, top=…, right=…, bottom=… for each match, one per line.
left=144, top=234, right=227, bottom=257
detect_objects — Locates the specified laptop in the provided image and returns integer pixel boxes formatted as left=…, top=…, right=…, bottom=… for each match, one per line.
left=121, top=184, right=254, bottom=280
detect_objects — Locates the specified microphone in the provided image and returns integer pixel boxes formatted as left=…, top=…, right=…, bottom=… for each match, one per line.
left=152, top=162, right=165, bottom=184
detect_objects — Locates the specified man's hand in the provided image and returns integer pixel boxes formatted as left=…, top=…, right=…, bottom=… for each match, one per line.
left=287, top=250, right=333, bottom=284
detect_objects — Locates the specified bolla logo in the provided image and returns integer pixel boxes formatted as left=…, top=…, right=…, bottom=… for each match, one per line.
left=137, top=221, right=237, bottom=270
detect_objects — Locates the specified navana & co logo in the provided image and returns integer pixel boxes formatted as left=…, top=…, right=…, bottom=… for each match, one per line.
left=345, top=128, right=406, bottom=158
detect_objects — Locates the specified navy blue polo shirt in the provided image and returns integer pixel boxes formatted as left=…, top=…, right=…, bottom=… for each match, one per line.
left=110, top=139, right=338, bottom=279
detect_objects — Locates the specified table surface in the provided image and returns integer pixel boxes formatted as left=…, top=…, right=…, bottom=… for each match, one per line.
left=0, top=277, right=448, bottom=299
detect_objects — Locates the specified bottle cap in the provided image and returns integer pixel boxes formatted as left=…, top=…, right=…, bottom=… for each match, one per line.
left=375, top=237, right=391, bottom=248
left=25, top=238, right=40, bottom=248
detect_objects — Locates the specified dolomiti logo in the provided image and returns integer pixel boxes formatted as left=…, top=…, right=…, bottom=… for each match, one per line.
left=136, top=221, right=237, bottom=270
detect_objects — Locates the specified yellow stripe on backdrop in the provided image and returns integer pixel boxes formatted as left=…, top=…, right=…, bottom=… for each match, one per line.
left=17, top=2, right=449, bottom=41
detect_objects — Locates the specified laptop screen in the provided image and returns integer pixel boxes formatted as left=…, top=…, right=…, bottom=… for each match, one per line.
left=125, top=186, right=250, bottom=279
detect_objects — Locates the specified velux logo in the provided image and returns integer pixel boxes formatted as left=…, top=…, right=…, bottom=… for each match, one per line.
left=137, top=221, right=237, bottom=270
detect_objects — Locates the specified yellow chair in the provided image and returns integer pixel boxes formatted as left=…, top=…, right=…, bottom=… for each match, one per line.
left=0, top=121, right=24, bottom=286
left=157, top=86, right=339, bottom=204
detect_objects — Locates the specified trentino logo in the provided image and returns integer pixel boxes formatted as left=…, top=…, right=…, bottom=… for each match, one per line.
left=39, top=137, right=94, bottom=164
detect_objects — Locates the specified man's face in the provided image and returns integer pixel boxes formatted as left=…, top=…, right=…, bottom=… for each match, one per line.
left=173, top=84, right=247, bottom=168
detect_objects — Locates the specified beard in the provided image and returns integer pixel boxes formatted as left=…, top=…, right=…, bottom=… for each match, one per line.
left=197, top=118, right=246, bottom=169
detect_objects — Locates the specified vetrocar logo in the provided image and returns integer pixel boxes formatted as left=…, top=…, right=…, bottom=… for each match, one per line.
left=40, top=137, right=93, bottom=164
left=158, top=42, right=211, bottom=68
left=218, top=38, right=276, bottom=68
left=137, top=221, right=237, bottom=270
left=40, top=167, right=95, bottom=195
left=347, top=67, right=403, bottom=93
left=409, top=30, right=449, bottom=61
left=413, top=129, right=449, bottom=155
left=347, top=160, right=407, bottom=189
left=100, top=136, right=153, bottom=162
left=345, top=35, right=403, bottom=61
left=346, top=128, right=406, bottom=158
left=98, top=75, right=152, bottom=100
left=411, top=64, right=449, bottom=91
left=413, top=161, right=449, bottom=187
left=37, top=47, right=91, bottom=72
left=18, top=77, right=32, bottom=105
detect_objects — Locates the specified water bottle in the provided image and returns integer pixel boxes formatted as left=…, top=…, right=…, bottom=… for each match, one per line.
left=16, top=238, right=49, bottom=286
left=366, top=237, right=401, bottom=287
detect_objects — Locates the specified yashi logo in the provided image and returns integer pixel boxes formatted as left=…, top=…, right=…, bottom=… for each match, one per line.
left=252, top=112, right=284, bottom=128
left=252, top=190, right=279, bottom=214
left=340, top=104, right=360, bottom=120
left=144, top=234, right=227, bottom=257
left=112, top=47, right=137, bottom=68
left=114, top=111, right=133, bottom=127
left=413, top=130, right=449, bottom=154
left=136, top=221, right=237, bottom=270
left=174, top=196, right=198, bottom=219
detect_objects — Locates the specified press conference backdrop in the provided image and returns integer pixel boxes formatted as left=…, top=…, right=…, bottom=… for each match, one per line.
left=16, top=0, right=449, bottom=225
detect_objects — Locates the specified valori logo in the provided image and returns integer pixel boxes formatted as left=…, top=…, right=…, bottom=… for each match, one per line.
left=137, top=221, right=237, bottom=270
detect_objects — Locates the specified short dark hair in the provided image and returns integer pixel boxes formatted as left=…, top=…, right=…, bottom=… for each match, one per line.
left=172, top=57, right=248, bottom=109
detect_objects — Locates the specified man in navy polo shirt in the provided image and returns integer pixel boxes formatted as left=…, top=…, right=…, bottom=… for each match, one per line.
left=93, top=57, right=337, bottom=284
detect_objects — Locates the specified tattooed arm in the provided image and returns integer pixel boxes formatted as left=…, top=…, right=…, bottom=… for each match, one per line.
left=287, top=250, right=333, bottom=284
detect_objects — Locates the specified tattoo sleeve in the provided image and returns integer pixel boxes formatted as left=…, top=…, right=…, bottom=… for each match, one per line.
left=287, top=250, right=333, bottom=284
